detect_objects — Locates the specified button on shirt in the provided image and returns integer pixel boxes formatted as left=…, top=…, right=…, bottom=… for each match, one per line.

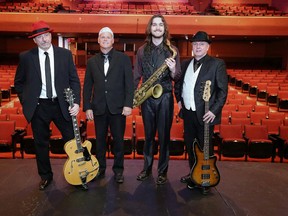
left=38, top=47, right=56, bottom=98
left=182, top=58, right=202, bottom=111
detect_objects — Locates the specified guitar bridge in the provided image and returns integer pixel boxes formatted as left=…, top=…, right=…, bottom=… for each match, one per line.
left=79, top=171, right=88, bottom=184
left=201, top=181, right=211, bottom=187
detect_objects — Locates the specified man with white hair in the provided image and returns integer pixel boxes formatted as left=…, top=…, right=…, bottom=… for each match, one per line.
left=83, top=27, right=134, bottom=183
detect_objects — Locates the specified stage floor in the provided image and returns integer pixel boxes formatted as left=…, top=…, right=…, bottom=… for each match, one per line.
left=0, top=158, right=287, bottom=216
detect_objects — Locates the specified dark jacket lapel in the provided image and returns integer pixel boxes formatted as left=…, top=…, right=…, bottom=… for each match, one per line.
left=31, top=47, right=41, bottom=80
left=94, top=53, right=105, bottom=77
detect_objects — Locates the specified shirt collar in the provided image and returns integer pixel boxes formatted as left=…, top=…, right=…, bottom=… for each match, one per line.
left=101, top=48, right=114, bottom=58
left=38, top=45, right=53, bottom=56
left=194, top=54, right=207, bottom=64
left=151, top=42, right=163, bottom=50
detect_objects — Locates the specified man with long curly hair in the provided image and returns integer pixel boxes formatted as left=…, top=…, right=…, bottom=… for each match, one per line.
left=134, top=15, right=181, bottom=185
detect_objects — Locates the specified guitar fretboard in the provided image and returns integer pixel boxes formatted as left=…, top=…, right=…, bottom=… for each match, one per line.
left=204, top=101, right=210, bottom=160
left=72, top=115, right=83, bottom=153
left=64, top=88, right=83, bottom=153
left=202, top=80, right=211, bottom=160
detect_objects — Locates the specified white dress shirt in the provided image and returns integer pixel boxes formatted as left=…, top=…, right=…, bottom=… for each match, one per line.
left=104, top=54, right=109, bottom=76
left=38, top=46, right=56, bottom=98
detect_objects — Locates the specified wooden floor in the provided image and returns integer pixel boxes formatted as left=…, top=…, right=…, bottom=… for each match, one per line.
left=0, top=158, right=287, bottom=216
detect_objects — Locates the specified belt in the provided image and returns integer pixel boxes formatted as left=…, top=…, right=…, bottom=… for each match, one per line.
left=39, top=97, right=58, bottom=102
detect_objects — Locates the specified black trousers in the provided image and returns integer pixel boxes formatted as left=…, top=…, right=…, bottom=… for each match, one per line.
left=141, top=92, right=174, bottom=174
left=94, top=107, right=126, bottom=175
left=182, top=107, right=214, bottom=169
left=31, top=99, right=74, bottom=180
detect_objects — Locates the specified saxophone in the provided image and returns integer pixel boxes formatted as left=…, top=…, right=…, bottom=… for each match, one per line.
left=133, top=40, right=177, bottom=108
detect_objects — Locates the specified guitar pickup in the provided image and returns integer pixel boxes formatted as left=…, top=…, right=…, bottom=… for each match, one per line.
left=201, top=174, right=210, bottom=179
left=201, top=165, right=210, bottom=170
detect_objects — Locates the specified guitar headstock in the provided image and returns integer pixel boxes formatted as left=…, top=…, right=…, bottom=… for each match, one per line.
left=64, top=88, right=74, bottom=106
left=202, top=80, right=211, bottom=102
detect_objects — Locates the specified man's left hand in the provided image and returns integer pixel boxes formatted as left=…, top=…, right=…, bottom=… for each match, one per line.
left=165, top=57, right=176, bottom=74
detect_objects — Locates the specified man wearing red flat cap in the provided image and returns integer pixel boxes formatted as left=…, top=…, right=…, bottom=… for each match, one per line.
left=14, top=21, right=81, bottom=190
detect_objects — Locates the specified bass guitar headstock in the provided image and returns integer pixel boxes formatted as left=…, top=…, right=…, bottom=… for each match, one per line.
left=202, top=80, right=211, bottom=102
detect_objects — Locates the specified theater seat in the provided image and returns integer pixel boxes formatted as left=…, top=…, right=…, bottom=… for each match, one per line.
left=279, top=126, right=288, bottom=162
left=110, top=119, right=134, bottom=157
left=219, top=124, right=247, bottom=161
left=20, top=123, right=35, bottom=158
left=169, top=122, right=184, bottom=156
left=49, top=122, right=65, bottom=155
left=244, top=124, right=274, bottom=161
left=0, top=120, right=17, bottom=158
left=277, top=91, right=288, bottom=111
left=134, top=121, right=158, bottom=156
left=84, top=120, right=97, bottom=155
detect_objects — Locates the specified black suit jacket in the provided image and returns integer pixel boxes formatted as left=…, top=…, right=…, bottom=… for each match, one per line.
left=174, top=55, right=228, bottom=125
left=83, top=49, right=134, bottom=115
left=14, top=45, right=81, bottom=123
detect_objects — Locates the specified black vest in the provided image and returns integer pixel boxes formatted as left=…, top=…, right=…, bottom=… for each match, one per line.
left=142, top=43, right=173, bottom=93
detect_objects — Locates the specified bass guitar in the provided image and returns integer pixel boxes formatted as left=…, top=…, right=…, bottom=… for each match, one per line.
left=63, top=88, right=99, bottom=188
left=190, top=80, right=220, bottom=187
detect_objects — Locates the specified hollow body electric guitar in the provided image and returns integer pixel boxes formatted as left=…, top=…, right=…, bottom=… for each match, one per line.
left=63, top=88, right=99, bottom=187
left=190, top=80, right=220, bottom=188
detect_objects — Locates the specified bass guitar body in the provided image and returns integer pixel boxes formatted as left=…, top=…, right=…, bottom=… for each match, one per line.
left=190, top=140, right=220, bottom=188
left=63, top=139, right=99, bottom=185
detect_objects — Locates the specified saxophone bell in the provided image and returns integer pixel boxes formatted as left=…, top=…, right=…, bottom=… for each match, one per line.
left=150, top=84, right=163, bottom=99
left=133, top=84, right=163, bottom=108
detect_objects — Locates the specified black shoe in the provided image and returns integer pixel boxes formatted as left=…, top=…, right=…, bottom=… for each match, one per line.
left=156, top=174, right=167, bottom=185
left=180, top=174, right=191, bottom=183
left=39, top=179, right=52, bottom=190
left=201, top=187, right=211, bottom=195
left=186, top=180, right=196, bottom=190
left=137, top=170, right=151, bottom=181
left=96, top=170, right=105, bottom=179
left=115, top=173, right=124, bottom=184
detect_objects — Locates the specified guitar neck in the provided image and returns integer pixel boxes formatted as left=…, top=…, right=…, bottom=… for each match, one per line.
left=204, top=101, right=210, bottom=160
left=64, top=88, right=83, bottom=152
left=72, top=115, right=82, bottom=150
